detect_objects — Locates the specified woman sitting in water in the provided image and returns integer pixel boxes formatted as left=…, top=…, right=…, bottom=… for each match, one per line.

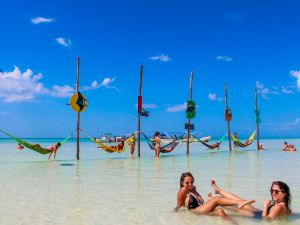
left=210, top=180, right=292, bottom=219
left=175, top=172, right=255, bottom=219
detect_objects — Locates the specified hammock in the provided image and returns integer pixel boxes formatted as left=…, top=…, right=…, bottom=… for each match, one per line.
left=193, top=135, right=226, bottom=150
left=0, top=129, right=70, bottom=156
left=141, top=132, right=181, bottom=153
left=232, top=130, right=256, bottom=148
left=81, top=130, right=134, bottom=153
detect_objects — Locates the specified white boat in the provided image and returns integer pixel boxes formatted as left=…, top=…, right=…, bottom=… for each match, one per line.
left=97, top=133, right=113, bottom=143
left=150, top=134, right=175, bottom=143
left=181, top=136, right=211, bottom=143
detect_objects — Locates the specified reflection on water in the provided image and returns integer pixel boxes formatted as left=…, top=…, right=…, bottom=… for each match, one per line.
left=0, top=139, right=300, bottom=225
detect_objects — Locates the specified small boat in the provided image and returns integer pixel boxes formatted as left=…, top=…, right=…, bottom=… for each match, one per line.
left=150, top=134, right=174, bottom=143
left=181, top=136, right=211, bottom=143
left=97, top=133, right=113, bottom=143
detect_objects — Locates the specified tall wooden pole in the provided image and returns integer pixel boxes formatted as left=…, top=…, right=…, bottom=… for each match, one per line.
left=137, top=65, right=143, bottom=157
left=186, top=71, right=193, bottom=155
left=76, top=56, right=80, bottom=160
left=255, top=85, right=260, bottom=150
left=224, top=84, right=232, bottom=151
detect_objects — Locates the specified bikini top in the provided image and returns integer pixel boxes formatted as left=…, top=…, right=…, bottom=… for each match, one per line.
left=188, top=192, right=204, bottom=210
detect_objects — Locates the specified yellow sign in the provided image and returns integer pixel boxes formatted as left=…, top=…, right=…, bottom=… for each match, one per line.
left=69, top=92, right=88, bottom=112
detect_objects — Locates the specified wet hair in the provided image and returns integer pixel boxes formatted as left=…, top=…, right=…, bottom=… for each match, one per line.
left=155, top=131, right=160, bottom=136
left=284, top=141, right=288, bottom=145
left=180, top=172, right=194, bottom=187
left=271, top=181, right=291, bottom=211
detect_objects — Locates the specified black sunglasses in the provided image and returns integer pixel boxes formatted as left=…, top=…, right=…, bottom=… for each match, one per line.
left=270, top=189, right=284, bottom=194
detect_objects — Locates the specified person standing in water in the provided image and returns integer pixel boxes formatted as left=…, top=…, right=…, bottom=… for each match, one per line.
left=154, top=131, right=161, bottom=158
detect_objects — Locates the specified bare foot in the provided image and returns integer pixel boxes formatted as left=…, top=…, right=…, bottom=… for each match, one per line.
left=211, top=180, right=221, bottom=194
left=238, top=199, right=255, bottom=209
left=207, top=192, right=214, bottom=200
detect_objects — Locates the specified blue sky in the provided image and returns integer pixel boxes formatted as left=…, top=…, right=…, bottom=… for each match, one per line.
left=0, top=0, right=300, bottom=138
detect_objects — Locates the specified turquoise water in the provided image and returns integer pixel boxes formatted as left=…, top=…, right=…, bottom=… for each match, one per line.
left=0, top=138, right=299, bottom=225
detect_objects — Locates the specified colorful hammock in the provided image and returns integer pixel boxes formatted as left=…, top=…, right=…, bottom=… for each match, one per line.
left=193, top=135, right=226, bottom=150
left=232, top=130, right=256, bottom=148
left=81, top=130, right=134, bottom=153
left=141, top=132, right=181, bottom=153
left=0, top=129, right=70, bottom=155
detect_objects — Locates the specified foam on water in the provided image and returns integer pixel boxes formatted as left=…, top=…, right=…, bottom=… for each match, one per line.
left=0, top=138, right=299, bottom=225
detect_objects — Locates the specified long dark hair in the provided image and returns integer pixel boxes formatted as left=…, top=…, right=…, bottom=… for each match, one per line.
left=271, top=181, right=292, bottom=212
left=180, top=172, right=194, bottom=187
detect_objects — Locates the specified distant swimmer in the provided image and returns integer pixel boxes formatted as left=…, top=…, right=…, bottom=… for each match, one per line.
left=282, top=142, right=296, bottom=152
left=282, top=142, right=289, bottom=151
left=258, top=144, right=265, bottom=150
left=16, top=143, right=24, bottom=150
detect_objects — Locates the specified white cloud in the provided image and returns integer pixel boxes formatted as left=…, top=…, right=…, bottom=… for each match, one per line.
left=50, top=85, right=74, bottom=97
left=31, top=17, right=54, bottom=24
left=55, top=37, right=72, bottom=48
left=256, top=81, right=271, bottom=99
left=290, top=118, right=300, bottom=126
left=281, top=86, right=294, bottom=94
left=208, top=93, right=223, bottom=101
left=101, top=77, right=116, bottom=86
left=0, top=66, right=74, bottom=102
left=135, top=103, right=157, bottom=109
left=82, top=77, right=121, bottom=92
left=290, top=70, right=300, bottom=90
left=100, top=77, right=120, bottom=92
left=216, top=56, right=233, bottom=62
left=143, top=104, right=157, bottom=109
left=282, top=118, right=300, bottom=130
left=166, top=103, right=187, bottom=112
left=149, top=54, right=171, bottom=62
left=91, top=81, right=99, bottom=88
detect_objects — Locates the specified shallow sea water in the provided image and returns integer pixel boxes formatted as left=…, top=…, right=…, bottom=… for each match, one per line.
left=0, top=138, right=300, bottom=225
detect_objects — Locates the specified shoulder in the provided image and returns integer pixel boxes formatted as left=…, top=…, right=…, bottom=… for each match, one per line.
left=268, top=203, right=287, bottom=218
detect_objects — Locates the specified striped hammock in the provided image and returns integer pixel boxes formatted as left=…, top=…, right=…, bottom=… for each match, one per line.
left=81, top=129, right=134, bottom=153
left=232, top=130, right=256, bottom=148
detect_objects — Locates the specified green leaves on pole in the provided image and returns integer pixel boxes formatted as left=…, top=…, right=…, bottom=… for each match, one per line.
left=186, top=100, right=196, bottom=119
left=255, top=110, right=261, bottom=124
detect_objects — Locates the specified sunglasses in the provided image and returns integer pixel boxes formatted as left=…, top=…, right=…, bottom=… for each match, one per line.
left=270, top=189, right=284, bottom=194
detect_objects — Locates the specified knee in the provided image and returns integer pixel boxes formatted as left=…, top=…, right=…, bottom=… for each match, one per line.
left=214, top=208, right=227, bottom=217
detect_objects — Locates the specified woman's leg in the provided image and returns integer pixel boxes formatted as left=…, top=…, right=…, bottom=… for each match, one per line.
left=193, top=196, right=254, bottom=214
left=211, top=180, right=244, bottom=201
left=211, top=180, right=259, bottom=212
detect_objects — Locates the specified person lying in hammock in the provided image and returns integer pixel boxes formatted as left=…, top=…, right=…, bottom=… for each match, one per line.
left=98, top=140, right=125, bottom=151
left=210, top=141, right=220, bottom=149
left=47, top=142, right=61, bottom=160
left=16, top=143, right=24, bottom=150
left=31, top=142, right=61, bottom=160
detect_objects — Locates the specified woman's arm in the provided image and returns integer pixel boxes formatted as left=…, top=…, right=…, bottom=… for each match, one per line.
left=175, top=188, right=188, bottom=211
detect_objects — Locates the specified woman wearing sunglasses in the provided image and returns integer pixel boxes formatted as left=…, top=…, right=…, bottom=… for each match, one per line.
left=175, top=172, right=255, bottom=219
left=211, top=180, right=292, bottom=219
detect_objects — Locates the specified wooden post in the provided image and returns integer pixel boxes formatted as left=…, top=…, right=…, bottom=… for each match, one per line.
left=137, top=65, right=143, bottom=157
left=224, top=84, right=232, bottom=151
left=255, top=85, right=260, bottom=150
left=186, top=71, right=193, bottom=155
left=76, top=56, right=80, bottom=160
